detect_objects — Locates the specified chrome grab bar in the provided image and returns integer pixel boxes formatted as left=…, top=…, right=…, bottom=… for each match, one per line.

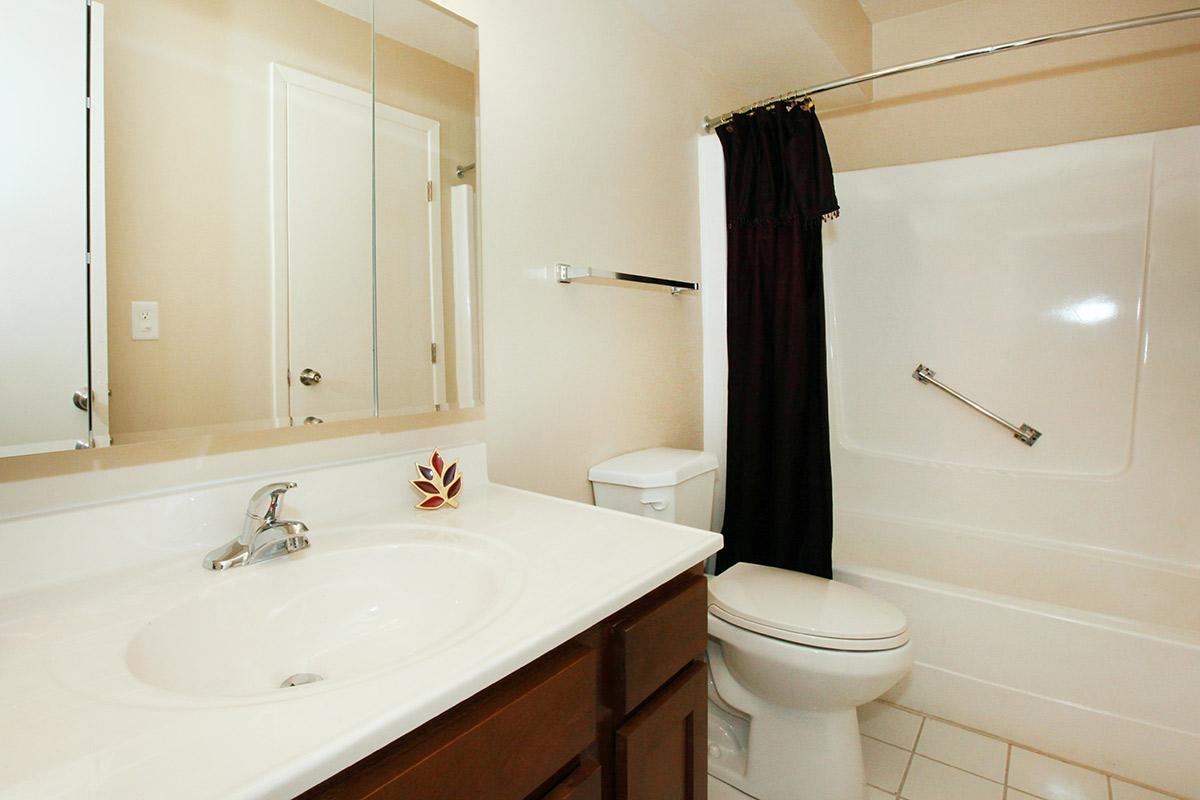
left=556, top=263, right=698, bottom=295
left=913, top=364, right=1042, bottom=447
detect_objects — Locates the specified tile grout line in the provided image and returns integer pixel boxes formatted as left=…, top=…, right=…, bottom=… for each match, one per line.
left=1108, top=775, right=1114, bottom=800
left=861, top=731, right=924, bottom=753
left=894, top=714, right=925, bottom=800
left=909, top=751, right=1007, bottom=787
left=1003, top=743, right=1012, bottom=799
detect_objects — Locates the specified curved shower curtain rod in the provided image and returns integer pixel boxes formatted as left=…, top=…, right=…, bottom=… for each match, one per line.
left=703, top=6, right=1200, bottom=131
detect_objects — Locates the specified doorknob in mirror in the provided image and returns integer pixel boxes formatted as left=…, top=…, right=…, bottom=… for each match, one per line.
left=299, top=369, right=322, bottom=386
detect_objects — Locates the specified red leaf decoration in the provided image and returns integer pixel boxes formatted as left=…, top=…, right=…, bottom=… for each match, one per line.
left=412, top=449, right=460, bottom=510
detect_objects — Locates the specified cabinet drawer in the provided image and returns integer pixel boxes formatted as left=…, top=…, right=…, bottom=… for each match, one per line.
left=610, top=573, right=708, bottom=716
left=543, top=756, right=602, bottom=800
left=616, top=661, right=707, bottom=800
left=297, top=643, right=597, bottom=800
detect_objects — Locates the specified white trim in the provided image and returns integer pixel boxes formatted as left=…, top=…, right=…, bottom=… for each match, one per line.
left=423, top=119, right=447, bottom=408
left=450, top=184, right=477, bottom=408
left=268, top=63, right=292, bottom=427
left=89, top=2, right=110, bottom=447
left=698, top=134, right=728, bottom=536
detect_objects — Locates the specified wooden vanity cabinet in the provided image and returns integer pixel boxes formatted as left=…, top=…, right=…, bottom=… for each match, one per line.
left=296, top=567, right=708, bottom=800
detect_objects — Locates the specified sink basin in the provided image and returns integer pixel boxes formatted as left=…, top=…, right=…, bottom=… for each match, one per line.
left=119, top=525, right=524, bottom=701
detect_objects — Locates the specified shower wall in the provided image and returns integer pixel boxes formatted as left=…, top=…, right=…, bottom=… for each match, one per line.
left=823, top=125, right=1198, bottom=569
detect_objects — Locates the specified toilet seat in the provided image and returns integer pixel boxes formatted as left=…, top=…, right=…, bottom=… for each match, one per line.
left=709, top=562, right=909, bottom=652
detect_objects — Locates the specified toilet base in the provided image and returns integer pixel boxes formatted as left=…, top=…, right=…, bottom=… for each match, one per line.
left=707, top=700, right=868, bottom=800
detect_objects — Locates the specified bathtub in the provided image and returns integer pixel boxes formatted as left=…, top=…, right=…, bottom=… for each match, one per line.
left=833, top=510, right=1200, bottom=799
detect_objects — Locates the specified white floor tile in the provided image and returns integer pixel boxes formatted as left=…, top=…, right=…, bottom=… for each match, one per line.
left=867, top=786, right=896, bottom=800
left=915, top=718, right=1008, bottom=782
left=900, top=755, right=1004, bottom=800
left=860, top=701, right=924, bottom=749
left=1006, top=791, right=1044, bottom=799
left=1007, top=748, right=1108, bottom=800
left=1110, top=779, right=1179, bottom=800
left=863, top=734, right=911, bottom=793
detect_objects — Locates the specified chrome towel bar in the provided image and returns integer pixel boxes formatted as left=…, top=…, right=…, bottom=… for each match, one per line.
left=913, top=364, right=1042, bottom=446
left=556, top=263, right=698, bottom=295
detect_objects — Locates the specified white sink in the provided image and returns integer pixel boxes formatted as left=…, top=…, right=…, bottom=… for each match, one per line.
left=94, top=526, right=523, bottom=703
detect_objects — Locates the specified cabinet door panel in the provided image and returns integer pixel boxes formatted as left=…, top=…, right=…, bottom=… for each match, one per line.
left=615, top=661, right=707, bottom=800
left=611, top=574, right=707, bottom=716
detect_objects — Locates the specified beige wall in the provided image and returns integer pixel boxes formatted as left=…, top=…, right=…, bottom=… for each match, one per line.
left=103, top=0, right=476, bottom=440
left=433, top=0, right=740, bottom=502
left=821, top=0, right=1200, bottom=171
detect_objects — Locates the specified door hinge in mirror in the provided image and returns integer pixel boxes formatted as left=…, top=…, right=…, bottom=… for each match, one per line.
left=427, top=181, right=433, bottom=202
left=431, top=342, right=438, bottom=364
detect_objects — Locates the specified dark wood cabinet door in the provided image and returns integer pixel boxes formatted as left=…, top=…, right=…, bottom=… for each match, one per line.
left=615, top=661, right=707, bottom=800
left=297, top=644, right=597, bottom=800
left=610, top=574, right=708, bottom=717
left=544, top=756, right=602, bottom=800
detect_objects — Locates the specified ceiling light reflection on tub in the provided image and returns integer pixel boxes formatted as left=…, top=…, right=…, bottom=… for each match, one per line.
left=1055, top=296, right=1118, bottom=325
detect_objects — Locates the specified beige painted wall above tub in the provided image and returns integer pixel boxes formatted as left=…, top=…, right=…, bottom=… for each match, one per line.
left=820, top=0, right=1200, bottom=171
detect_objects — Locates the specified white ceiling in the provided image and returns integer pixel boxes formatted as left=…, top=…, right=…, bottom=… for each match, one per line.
left=625, top=0, right=873, bottom=110
left=625, top=0, right=968, bottom=113
left=857, top=0, right=963, bottom=23
left=317, top=0, right=477, bottom=73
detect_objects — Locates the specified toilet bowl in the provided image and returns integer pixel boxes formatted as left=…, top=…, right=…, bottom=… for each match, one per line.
left=706, top=562, right=913, bottom=800
left=587, top=449, right=913, bottom=800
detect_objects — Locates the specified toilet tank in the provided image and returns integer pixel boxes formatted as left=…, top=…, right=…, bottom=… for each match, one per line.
left=589, top=448, right=719, bottom=530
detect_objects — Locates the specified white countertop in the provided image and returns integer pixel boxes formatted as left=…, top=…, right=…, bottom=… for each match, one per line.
left=0, top=443, right=722, bottom=799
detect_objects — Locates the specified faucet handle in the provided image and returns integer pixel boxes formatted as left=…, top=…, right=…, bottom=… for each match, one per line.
left=246, top=481, right=297, bottom=524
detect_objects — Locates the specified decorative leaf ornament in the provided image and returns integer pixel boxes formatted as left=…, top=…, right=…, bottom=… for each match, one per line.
left=411, top=449, right=462, bottom=510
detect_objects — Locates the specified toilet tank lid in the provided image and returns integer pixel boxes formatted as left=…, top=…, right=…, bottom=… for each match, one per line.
left=708, top=563, right=909, bottom=648
left=588, top=448, right=719, bottom=488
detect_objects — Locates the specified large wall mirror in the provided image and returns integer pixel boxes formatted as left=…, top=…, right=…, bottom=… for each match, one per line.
left=0, top=0, right=480, bottom=457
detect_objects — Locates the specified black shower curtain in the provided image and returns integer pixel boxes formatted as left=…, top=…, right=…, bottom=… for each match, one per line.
left=714, top=100, right=839, bottom=579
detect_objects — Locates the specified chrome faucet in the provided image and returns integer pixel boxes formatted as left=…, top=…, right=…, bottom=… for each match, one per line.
left=202, top=482, right=311, bottom=570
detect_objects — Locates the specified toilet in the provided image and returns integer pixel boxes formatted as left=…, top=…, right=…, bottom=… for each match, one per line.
left=590, top=448, right=913, bottom=800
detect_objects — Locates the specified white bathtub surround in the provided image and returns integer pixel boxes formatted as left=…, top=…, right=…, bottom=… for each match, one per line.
left=822, top=125, right=1200, bottom=567
left=0, top=443, right=722, bottom=799
left=702, top=125, right=1200, bottom=799
left=858, top=701, right=1185, bottom=800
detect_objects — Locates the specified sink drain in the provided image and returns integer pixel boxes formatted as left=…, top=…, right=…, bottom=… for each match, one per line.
left=280, top=672, right=324, bottom=688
